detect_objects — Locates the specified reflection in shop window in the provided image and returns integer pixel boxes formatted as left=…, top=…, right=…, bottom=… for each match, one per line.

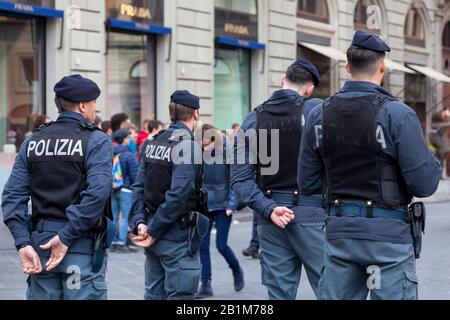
left=297, top=0, right=329, bottom=24
left=215, top=0, right=257, bottom=15
left=354, top=0, right=381, bottom=33
left=0, top=15, right=45, bottom=153
left=404, top=8, right=425, bottom=47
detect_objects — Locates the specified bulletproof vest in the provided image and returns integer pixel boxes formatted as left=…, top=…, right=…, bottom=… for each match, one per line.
left=143, top=128, right=202, bottom=216
left=322, top=94, right=412, bottom=209
left=27, top=120, right=96, bottom=222
left=256, top=95, right=305, bottom=191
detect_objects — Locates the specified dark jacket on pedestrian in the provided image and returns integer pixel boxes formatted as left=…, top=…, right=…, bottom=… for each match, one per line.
left=203, top=140, right=239, bottom=213
left=114, top=144, right=139, bottom=190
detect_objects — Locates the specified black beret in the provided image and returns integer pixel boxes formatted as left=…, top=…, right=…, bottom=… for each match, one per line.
left=54, top=74, right=101, bottom=102
left=170, top=90, right=200, bottom=110
left=294, top=59, right=321, bottom=86
left=351, top=30, right=391, bottom=53
left=112, top=129, right=131, bottom=143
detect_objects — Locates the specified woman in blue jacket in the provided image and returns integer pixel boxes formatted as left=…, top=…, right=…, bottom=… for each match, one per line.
left=195, top=124, right=244, bottom=299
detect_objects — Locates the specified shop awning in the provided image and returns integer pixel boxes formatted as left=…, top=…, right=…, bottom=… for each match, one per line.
left=217, top=36, right=266, bottom=50
left=0, top=1, right=63, bottom=18
left=299, top=41, right=347, bottom=61
left=107, top=19, right=172, bottom=35
left=385, top=59, right=416, bottom=74
left=407, top=64, right=450, bottom=83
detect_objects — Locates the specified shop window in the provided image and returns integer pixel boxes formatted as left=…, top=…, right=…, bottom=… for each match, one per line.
left=297, top=0, right=329, bottom=24
left=215, top=0, right=257, bottom=15
left=354, top=0, right=381, bottom=34
left=214, top=47, right=250, bottom=130
left=405, top=73, right=427, bottom=133
left=105, top=32, right=156, bottom=127
left=404, top=8, right=426, bottom=47
left=0, top=14, right=45, bottom=152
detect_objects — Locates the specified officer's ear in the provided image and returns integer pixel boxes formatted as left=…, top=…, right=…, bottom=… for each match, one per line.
left=194, top=110, right=200, bottom=122
left=281, top=74, right=287, bottom=87
left=379, top=58, right=386, bottom=76
left=303, top=84, right=315, bottom=98
left=345, top=63, right=351, bottom=75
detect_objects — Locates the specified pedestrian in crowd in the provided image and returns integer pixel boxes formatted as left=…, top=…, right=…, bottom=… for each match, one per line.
left=231, top=59, right=325, bottom=300
left=110, top=113, right=129, bottom=133
left=120, top=122, right=138, bottom=155
left=299, top=30, right=442, bottom=300
left=25, top=115, right=52, bottom=138
left=194, top=124, right=244, bottom=299
left=137, top=118, right=151, bottom=150
left=429, top=109, right=450, bottom=179
left=129, top=90, right=208, bottom=300
left=101, top=120, right=113, bottom=137
left=138, top=120, right=164, bottom=163
left=111, top=129, right=139, bottom=253
left=2, top=74, right=113, bottom=300
left=94, top=115, right=102, bottom=129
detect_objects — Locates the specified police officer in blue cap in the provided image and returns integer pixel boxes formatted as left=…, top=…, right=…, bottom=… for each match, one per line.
left=129, top=90, right=208, bottom=300
left=299, top=30, right=442, bottom=300
left=2, top=75, right=113, bottom=300
left=231, top=59, right=325, bottom=300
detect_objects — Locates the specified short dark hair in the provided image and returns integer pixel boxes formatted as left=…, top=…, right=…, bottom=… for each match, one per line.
left=110, top=113, right=129, bottom=132
left=101, top=121, right=111, bottom=133
left=347, top=46, right=385, bottom=76
left=169, top=102, right=196, bottom=122
left=54, top=96, right=77, bottom=113
left=285, top=64, right=314, bottom=86
left=148, top=120, right=163, bottom=133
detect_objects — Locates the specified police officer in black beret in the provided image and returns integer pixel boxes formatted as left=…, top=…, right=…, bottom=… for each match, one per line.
left=2, top=75, right=113, bottom=300
left=129, top=90, right=209, bottom=300
left=231, top=59, right=325, bottom=300
left=299, top=31, right=442, bottom=299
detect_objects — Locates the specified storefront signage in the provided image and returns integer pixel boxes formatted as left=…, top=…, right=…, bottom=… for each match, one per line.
left=0, top=0, right=62, bottom=18
left=106, top=0, right=163, bottom=25
left=215, top=7, right=257, bottom=41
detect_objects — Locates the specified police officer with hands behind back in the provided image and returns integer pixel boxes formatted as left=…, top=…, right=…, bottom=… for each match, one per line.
left=231, top=59, right=325, bottom=300
left=2, top=75, right=113, bottom=300
left=299, top=31, right=442, bottom=300
left=129, top=90, right=208, bottom=300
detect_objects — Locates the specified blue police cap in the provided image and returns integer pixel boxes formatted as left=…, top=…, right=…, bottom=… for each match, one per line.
left=112, top=129, right=131, bottom=143
left=54, top=74, right=101, bottom=102
left=351, top=30, right=391, bottom=53
left=170, top=90, right=200, bottom=110
left=294, top=59, right=321, bottom=86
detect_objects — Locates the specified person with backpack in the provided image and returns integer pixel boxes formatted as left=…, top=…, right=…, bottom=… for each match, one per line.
left=111, top=129, right=139, bottom=253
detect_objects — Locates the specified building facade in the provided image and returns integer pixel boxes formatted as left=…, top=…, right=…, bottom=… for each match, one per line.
left=1, top=0, right=450, bottom=155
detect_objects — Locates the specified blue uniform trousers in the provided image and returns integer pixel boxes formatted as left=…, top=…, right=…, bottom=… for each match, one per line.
left=318, top=238, right=418, bottom=300
left=26, top=253, right=107, bottom=300
left=258, top=218, right=325, bottom=300
left=144, top=239, right=201, bottom=300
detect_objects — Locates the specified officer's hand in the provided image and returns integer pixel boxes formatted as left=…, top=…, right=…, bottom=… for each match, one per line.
left=18, top=246, right=42, bottom=275
left=226, top=209, right=234, bottom=216
left=132, top=234, right=155, bottom=248
left=133, top=223, right=148, bottom=241
left=39, top=235, right=68, bottom=271
left=270, top=207, right=295, bottom=229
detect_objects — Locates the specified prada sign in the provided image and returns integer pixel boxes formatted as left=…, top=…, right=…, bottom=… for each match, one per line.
left=2, top=0, right=54, bottom=8
left=215, top=7, right=257, bottom=41
left=106, top=0, right=163, bottom=25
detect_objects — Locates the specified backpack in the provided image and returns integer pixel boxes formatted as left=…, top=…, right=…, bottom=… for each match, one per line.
left=112, top=153, right=124, bottom=191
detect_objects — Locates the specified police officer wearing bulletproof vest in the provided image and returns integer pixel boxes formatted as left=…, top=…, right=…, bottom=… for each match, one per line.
left=231, top=59, right=325, bottom=300
left=129, top=90, right=207, bottom=300
left=2, top=75, right=113, bottom=300
left=299, top=31, right=442, bottom=300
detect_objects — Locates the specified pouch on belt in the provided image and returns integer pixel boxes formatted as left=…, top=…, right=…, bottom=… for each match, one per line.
left=187, top=211, right=210, bottom=256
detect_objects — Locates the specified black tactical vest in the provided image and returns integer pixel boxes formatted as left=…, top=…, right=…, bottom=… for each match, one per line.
left=143, top=128, right=202, bottom=217
left=322, top=94, right=412, bottom=209
left=27, top=120, right=96, bottom=222
left=256, top=95, right=305, bottom=192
